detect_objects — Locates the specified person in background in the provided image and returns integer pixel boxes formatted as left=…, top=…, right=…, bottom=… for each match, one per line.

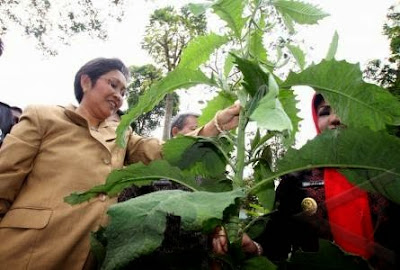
left=213, top=93, right=400, bottom=270
left=170, top=112, right=199, bottom=137
left=0, top=102, right=21, bottom=147
left=0, top=57, right=240, bottom=270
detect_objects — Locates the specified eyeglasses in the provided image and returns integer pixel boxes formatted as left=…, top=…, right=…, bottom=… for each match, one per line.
left=98, top=77, right=127, bottom=98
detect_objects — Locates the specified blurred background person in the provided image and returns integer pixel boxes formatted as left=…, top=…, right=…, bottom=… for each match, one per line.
left=170, top=112, right=199, bottom=137
left=0, top=102, right=21, bottom=147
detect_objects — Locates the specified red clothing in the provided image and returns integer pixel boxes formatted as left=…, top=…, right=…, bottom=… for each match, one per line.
left=257, top=169, right=400, bottom=269
left=311, top=94, right=374, bottom=258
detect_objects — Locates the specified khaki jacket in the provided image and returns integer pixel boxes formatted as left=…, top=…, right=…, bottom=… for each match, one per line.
left=0, top=105, right=162, bottom=270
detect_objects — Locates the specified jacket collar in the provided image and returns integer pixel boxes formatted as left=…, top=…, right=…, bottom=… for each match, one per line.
left=62, top=104, right=112, bottom=129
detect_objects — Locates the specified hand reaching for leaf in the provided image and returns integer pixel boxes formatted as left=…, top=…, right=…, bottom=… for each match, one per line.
left=200, top=101, right=241, bottom=137
left=211, top=226, right=263, bottom=256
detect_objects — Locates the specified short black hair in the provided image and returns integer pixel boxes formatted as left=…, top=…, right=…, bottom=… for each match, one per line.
left=170, top=113, right=199, bottom=137
left=0, top=102, right=15, bottom=146
left=10, top=106, right=22, bottom=114
left=74, top=57, right=130, bottom=103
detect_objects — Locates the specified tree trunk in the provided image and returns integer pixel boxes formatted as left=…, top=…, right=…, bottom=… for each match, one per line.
left=162, top=93, right=174, bottom=140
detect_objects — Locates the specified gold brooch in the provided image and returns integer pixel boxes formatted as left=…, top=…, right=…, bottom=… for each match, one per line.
left=301, top=197, right=318, bottom=216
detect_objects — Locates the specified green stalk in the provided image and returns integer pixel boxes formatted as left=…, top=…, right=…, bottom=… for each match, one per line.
left=232, top=108, right=248, bottom=188
left=224, top=100, right=249, bottom=260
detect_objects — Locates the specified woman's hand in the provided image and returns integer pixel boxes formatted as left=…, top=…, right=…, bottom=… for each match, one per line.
left=212, top=226, right=229, bottom=255
left=216, top=101, right=241, bottom=132
left=200, top=102, right=241, bottom=136
left=211, top=226, right=263, bottom=256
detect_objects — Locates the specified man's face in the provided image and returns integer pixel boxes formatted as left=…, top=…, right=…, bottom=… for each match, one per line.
left=178, top=115, right=198, bottom=135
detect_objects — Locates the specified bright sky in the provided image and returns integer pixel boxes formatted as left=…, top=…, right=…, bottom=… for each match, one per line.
left=0, top=0, right=396, bottom=143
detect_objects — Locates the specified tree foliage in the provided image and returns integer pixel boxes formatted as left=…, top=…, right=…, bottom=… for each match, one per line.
left=66, top=0, right=400, bottom=269
left=364, top=5, right=400, bottom=136
left=142, top=6, right=207, bottom=72
left=0, top=0, right=126, bottom=55
left=141, top=5, right=207, bottom=140
left=127, top=64, right=179, bottom=136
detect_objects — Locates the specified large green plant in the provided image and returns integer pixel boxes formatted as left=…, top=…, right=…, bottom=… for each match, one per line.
left=66, top=0, right=400, bottom=269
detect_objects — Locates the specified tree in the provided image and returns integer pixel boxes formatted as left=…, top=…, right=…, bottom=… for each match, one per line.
left=127, top=64, right=179, bottom=136
left=0, top=0, right=125, bottom=55
left=364, top=5, right=400, bottom=136
left=142, top=5, right=207, bottom=140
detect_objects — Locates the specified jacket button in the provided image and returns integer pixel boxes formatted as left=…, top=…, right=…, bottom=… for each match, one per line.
left=301, top=197, right=318, bottom=216
left=98, top=193, right=107, bottom=202
left=103, top=158, right=111, bottom=165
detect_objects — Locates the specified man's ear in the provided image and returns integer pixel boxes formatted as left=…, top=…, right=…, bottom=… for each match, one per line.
left=80, top=74, right=92, bottom=93
left=171, top=127, right=179, bottom=137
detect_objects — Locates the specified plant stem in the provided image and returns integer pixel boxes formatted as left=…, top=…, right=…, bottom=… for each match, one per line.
left=233, top=107, right=248, bottom=188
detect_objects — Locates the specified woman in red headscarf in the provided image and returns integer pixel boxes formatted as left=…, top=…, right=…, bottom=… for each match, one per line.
left=259, top=93, right=400, bottom=268
left=213, top=93, right=400, bottom=269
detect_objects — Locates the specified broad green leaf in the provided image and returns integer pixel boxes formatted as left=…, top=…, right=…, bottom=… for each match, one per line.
left=249, top=13, right=267, bottom=61
left=251, top=75, right=293, bottom=132
left=251, top=128, right=400, bottom=204
left=179, top=139, right=233, bottom=178
left=197, top=90, right=237, bottom=126
left=163, top=136, right=233, bottom=178
left=65, top=160, right=198, bottom=204
left=90, top=228, right=107, bottom=266
left=101, top=189, right=246, bottom=270
left=179, top=33, right=229, bottom=70
left=212, top=0, right=246, bottom=39
left=253, top=160, right=275, bottom=211
left=233, top=54, right=269, bottom=96
left=197, top=178, right=233, bottom=192
left=286, top=44, right=305, bottom=70
left=285, top=239, right=369, bottom=269
left=325, top=31, right=339, bottom=60
left=116, top=68, right=217, bottom=146
left=246, top=84, right=267, bottom=118
left=273, top=0, right=329, bottom=25
left=250, top=131, right=275, bottom=158
left=282, top=59, right=400, bottom=131
left=250, top=129, right=261, bottom=151
left=163, top=136, right=198, bottom=165
left=187, top=3, right=212, bottom=16
left=251, top=96, right=292, bottom=131
left=279, top=89, right=302, bottom=146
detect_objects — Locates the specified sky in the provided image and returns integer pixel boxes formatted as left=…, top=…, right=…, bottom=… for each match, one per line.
left=0, top=0, right=396, bottom=144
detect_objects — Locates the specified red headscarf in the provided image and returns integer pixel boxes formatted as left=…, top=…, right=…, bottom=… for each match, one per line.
left=311, top=93, right=374, bottom=258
